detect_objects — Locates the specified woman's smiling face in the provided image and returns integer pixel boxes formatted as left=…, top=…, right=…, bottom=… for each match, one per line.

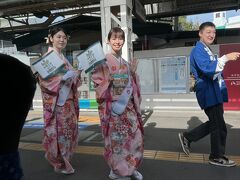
left=108, top=32, right=125, bottom=54
left=50, top=30, right=68, bottom=51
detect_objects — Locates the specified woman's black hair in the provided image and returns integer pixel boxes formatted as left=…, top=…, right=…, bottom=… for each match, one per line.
left=47, top=26, right=69, bottom=45
left=107, top=27, right=125, bottom=41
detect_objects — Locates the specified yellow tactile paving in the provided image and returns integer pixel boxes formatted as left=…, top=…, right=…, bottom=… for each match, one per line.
left=19, top=142, right=240, bottom=166
left=18, top=142, right=33, bottom=149
left=27, top=111, right=100, bottom=124
left=203, top=154, right=210, bottom=163
left=143, top=150, right=157, bottom=159
left=27, top=111, right=43, bottom=115
left=74, top=146, right=103, bottom=155
left=20, top=143, right=44, bottom=151
left=79, top=116, right=100, bottom=123
left=179, top=153, right=205, bottom=163
left=155, top=151, right=178, bottom=161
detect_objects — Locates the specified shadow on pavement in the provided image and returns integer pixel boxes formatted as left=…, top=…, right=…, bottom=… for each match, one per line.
left=20, top=109, right=240, bottom=180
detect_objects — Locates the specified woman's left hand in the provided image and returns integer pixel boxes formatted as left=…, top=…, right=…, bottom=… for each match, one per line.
left=62, top=70, right=75, bottom=81
left=77, top=70, right=82, bottom=79
left=130, top=58, right=139, bottom=74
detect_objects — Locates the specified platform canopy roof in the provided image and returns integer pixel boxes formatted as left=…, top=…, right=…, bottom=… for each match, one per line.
left=0, top=0, right=239, bottom=19
left=0, top=0, right=239, bottom=50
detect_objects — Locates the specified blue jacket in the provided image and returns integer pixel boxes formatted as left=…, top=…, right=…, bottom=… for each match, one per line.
left=190, top=41, right=228, bottom=109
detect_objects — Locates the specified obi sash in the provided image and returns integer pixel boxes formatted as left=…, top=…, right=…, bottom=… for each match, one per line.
left=111, top=63, right=133, bottom=116
left=57, top=80, right=73, bottom=106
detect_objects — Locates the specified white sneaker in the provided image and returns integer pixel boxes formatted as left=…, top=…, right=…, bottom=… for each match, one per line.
left=209, top=156, right=236, bottom=167
left=61, top=169, right=75, bottom=175
left=44, top=154, right=48, bottom=161
left=109, top=170, right=131, bottom=180
left=132, top=170, right=143, bottom=180
left=54, top=167, right=75, bottom=175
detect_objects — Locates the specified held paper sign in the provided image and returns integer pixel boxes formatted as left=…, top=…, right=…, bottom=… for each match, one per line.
left=32, top=50, right=66, bottom=79
left=77, top=41, right=105, bottom=73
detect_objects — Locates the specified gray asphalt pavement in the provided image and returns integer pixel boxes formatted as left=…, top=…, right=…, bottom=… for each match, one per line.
left=20, top=109, right=240, bottom=180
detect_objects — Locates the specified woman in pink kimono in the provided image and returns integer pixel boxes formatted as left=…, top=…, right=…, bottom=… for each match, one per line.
left=36, top=27, right=81, bottom=174
left=92, top=27, right=144, bottom=180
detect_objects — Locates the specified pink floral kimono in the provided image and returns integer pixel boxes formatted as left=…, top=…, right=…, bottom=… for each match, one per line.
left=37, top=47, right=80, bottom=173
left=91, top=53, right=144, bottom=177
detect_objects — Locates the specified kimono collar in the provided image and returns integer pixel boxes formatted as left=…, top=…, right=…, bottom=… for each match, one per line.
left=48, top=47, right=64, bottom=59
left=47, top=46, right=70, bottom=66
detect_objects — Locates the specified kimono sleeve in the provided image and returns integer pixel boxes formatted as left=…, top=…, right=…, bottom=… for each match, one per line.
left=38, top=75, right=62, bottom=95
left=131, top=72, right=142, bottom=103
left=91, top=63, right=111, bottom=102
left=192, top=47, right=217, bottom=79
left=71, top=70, right=81, bottom=88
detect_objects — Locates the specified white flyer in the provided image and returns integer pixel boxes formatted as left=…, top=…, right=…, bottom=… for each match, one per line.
left=77, top=41, right=106, bottom=73
left=32, top=50, right=66, bottom=79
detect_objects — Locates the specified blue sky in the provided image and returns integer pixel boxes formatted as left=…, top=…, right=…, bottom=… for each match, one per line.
left=187, top=9, right=240, bottom=24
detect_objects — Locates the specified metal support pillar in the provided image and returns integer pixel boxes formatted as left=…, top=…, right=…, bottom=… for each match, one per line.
left=100, top=0, right=133, bottom=61
left=173, top=16, right=179, bottom=31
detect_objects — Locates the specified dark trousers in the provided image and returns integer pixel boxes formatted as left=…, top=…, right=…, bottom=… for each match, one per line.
left=184, top=104, right=227, bottom=159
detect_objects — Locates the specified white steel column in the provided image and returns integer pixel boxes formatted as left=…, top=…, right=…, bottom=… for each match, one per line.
left=100, top=0, right=133, bottom=61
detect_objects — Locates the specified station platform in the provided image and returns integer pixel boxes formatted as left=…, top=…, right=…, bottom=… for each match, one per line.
left=19, top=109, right=240, bottom=180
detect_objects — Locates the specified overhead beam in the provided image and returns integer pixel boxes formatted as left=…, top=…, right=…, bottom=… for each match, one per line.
left=0, top=7, right=101, bottom=34
left=0, top=0, right=100, bottom=17
left=1, top=22, right=49, bottom=33
left=0, top=14, right=60, bottom=33
left=1, top=0, right=239, bottom=19
left=0, top=15, right=101, bottom=34
left=3, top=17, right=28, bottom=25
left=0, top=0, right=41, bottom=6
left=146, top=0, right=239, bottom=19
left=54, top=7, right=100, bottom=16
left=140, top=0, right=170, bottom=5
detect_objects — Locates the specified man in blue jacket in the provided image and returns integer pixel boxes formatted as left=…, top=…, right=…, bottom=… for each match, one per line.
left=178, top=22, right=240, bottom=167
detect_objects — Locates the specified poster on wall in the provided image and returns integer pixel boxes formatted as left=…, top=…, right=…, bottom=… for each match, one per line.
left=220, top=43, right=240, bottom=110
left=159, top=56, right=187, bottom=93
left=137, top=58, right=155, bottom=93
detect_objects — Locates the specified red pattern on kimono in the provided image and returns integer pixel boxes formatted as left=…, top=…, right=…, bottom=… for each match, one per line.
left=91, top=53, right=144, bottom=177
left=38, top=47, right=80, bottom=173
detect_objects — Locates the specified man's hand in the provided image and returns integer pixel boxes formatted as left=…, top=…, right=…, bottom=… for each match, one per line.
left=225, top=52, right=240, bottom=61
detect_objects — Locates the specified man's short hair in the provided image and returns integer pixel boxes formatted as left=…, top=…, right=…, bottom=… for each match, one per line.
left=199, top=22, right=216, bottom=32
